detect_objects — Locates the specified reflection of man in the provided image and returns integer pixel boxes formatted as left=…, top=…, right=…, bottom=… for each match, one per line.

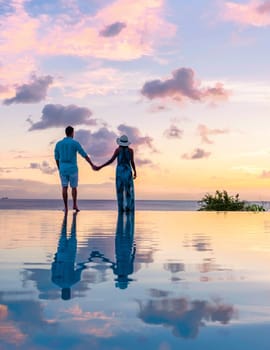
left=54, top=125, right=96, bottom=213
left=51, top=213, right=85, bottom=300
left=111, top=212, right=136, bottom=289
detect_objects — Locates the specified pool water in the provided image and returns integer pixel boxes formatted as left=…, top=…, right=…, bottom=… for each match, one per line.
left=1, top=210, right=270, bottom=349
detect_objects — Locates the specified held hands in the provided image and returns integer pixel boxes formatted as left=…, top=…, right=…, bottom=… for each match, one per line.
left=91, top=164, right=102, bottom=171
left=91, top=164, right=98, bottom=171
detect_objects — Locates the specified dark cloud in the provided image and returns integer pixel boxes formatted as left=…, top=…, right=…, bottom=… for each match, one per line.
left=141, top=67, right=229, bottom=103
left=164, top=263, right=185, bottom=273
left=76, top=125, right=155, bottom=166
left=136, top=158, right=152, bottom=166
left=28, top=104, right=95, bottom=131
left=99, top=21, right=127, bottom=37
left=137, top=296, right=235, bottom=339
left=118, top=124, right=155, bottom=151
left=76, top=127, right=117, bottom=159
left=257, top=1, right=270, bottom=13
left=164, top=124, right=183, bottom=139
left=149, top=104, right=169, bottom=113
left=29, top=161, right=57, bottom=175
left=192, top=237, right=212, bottom=252
left=182, top=148, right=211, bottom=160
left=149, top=289, right=171, bottom=298
left=197, top=124, right=229, bottom=144
left=3, top=75, right=53, bottom=105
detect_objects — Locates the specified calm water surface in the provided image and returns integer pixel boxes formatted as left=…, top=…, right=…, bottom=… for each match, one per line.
left=1, top=210, right=270, bottom=349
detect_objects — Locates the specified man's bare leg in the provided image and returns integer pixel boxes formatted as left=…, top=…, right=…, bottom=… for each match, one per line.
left=72, top=187, right=80, bottom=212
left=62, top=186, right=68, bottom=214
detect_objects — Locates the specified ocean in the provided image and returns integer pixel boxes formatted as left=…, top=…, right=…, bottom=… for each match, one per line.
left=0, top=198, right=200, bottom=211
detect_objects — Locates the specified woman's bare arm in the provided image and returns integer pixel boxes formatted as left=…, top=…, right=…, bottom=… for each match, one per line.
left=130, top=148, right=137, bottom=179
left=97, top=148, right=119, bottom=169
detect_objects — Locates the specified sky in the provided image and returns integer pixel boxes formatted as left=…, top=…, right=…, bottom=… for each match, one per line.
left=1, top=0, right=270, bottom=200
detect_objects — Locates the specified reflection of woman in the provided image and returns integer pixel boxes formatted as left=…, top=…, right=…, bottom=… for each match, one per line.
left=111, top=212, right=136, bottom=289
left=51, top=213, right=85, bottom=300
left=96, top=135, right=136, bottom=212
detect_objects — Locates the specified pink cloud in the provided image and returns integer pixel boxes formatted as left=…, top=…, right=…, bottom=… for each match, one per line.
left=0, top=56, right=37, bottom=87
left=260, top=170, right=270, bottom=178
left=40, top=0, right=176, bottom=60
left=197, top=124, right=229, bottom=144
left=0, top=0, right=177, bottom=90
left=222, top=1, right=270, bottom=26
left=0, top=1, right=39, bottom=55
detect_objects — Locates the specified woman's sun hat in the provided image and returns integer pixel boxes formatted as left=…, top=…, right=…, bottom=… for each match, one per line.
left=116, top=134, right=131, bottom=146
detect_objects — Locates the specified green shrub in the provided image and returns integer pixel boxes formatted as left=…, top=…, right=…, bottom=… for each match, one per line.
left=198, top=190, right=265, bottom=212
left=243, top=203, right=265, bottom=212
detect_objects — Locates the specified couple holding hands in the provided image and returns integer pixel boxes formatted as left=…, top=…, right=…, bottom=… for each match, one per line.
left=54, top=126, right=137, bottom=214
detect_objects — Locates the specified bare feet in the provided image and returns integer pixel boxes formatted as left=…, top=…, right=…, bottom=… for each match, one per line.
left=63, top=208, right=68, bottom=215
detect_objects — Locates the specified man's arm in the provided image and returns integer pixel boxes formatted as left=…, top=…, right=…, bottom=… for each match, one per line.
left=84, top=155, right=96, bottom=170
left=76, top=142, right=96, bottom=170
left=54, top=144, right=60, bottom=170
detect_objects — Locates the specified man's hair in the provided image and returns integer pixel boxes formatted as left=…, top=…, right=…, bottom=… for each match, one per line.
left=65, top=125, right=74, bottom=136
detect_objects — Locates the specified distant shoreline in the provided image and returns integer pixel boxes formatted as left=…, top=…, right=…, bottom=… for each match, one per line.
left=0, top=198, right=268, bottom=211
left=0, top=198, right=200, bottom=211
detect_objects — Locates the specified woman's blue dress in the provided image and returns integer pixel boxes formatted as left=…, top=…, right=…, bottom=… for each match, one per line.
left=116, top=147, right=134, bottom=212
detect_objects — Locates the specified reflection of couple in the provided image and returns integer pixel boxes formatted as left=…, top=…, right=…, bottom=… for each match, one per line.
left=111, top=212, right=136, bottom=289
left=88, top=212, right=136, bottom=289
left=54, top=125, right=137, bottom=213
left=52, top=211, right=136, bottom=299
left=51, top=213, right=85, bottom=300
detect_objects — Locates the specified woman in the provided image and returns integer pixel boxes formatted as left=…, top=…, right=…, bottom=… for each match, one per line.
left=96, top=135, right=137, bottom=212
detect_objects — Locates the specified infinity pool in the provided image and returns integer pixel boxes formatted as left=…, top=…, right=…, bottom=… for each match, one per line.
left=1, top=210, right=270, bottom=349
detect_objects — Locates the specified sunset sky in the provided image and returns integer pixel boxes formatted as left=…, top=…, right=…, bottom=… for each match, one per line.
left=1, top=0, right=270, bottom=200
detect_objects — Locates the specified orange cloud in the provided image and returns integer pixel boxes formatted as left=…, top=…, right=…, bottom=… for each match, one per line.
left=223, top=1, right=270, bottom=26
left=64, top=305, right=112, bottom=321
left=0, top=304, right=26, bottom=345
left=0, top=305, right=8, bottom=320
left=61, top=305, right=115, bottom=337
left=197, top=124, right=230, bottom=144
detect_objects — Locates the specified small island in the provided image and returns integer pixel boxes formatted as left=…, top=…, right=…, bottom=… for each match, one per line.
left=198, top=190, right=265, bottom=212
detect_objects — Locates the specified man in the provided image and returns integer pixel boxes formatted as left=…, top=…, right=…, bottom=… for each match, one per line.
left=54, top=125, right=96, bottom=213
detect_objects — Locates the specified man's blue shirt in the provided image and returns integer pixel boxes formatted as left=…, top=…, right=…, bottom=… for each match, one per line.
left=54, top=137, right=87, bottom=175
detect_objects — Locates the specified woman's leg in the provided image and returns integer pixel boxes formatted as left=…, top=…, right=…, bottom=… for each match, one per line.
left=125, top=175, right=134, bottom=212
left=116, top=176, right=124, bottom=212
